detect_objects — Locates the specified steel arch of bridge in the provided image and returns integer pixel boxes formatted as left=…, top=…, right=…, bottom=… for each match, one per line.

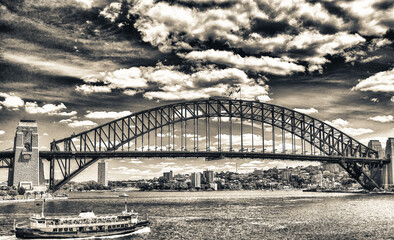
left=48, top=98, right=383, bottom=191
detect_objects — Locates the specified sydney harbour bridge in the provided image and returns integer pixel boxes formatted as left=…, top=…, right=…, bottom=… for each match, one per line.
left=0, top=98, right=393, bottom=192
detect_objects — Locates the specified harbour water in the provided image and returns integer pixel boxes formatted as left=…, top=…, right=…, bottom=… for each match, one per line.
left=0, top=190, right=393, bottom=239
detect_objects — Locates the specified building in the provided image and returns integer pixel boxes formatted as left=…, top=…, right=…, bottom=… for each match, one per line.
left=254, top=169, right=263, bottom=176
left=97, top=160, right=108, bottom=187
left=191, top=172, right=201, bottom=188
left=163, top=171, right=173, bottom=181
left=322, top=163, right=340, bottom=173
left=203, top=170, right=214, bottom=183
left=282, top=170, right=291, bottom=181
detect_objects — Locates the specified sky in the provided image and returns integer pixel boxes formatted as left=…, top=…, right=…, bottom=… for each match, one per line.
left=0, top=0, right=393, bottom=182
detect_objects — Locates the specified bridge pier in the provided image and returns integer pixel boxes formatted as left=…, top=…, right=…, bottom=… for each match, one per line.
left=8, top=120, right=45, bottom=190
left=369, top=138, right=394, bottom=189
left=382, top=138, right=394, bottom=189
left=368, top=140, right=385, bottom=188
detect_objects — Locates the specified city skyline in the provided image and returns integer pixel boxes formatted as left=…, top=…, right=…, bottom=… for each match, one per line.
left=0, top=0, right=393, bottom=182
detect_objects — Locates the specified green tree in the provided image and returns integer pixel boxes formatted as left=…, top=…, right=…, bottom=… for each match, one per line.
left=0, top=191, right=6, bottom=200
left=18, top=186, right=26, bottom=195
left=8, top=190, right=18, bottom=199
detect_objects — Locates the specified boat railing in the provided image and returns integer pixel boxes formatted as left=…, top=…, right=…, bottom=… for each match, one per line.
left=45, top=216, right=135, bottom=227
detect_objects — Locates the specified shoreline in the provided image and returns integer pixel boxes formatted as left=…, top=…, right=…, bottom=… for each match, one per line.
left=1, top=189, right=392, bottom=204
left=0, top=197, right=68, bottom=204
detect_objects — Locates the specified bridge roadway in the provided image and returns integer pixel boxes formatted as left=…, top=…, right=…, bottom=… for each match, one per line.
left=0, top=150, right=389, bottom=168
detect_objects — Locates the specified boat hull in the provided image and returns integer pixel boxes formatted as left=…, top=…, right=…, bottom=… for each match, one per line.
left=15, top=221, right=149, bottom=239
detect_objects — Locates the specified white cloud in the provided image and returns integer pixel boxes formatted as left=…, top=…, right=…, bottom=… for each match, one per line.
left=129, top=159, right=143, bottom=164
left=368, top=115, right=393, bottom=123
left=125, top=0, right=366, bottom=71
left=144, top=67, right=270, bottom=101
left=85, top=110, right=132, bottom=119
left=0, top=92, right=24, bottom=110
left=181, top=50, right=305, bottom=75
left=341, top=127, right=374, bottom=136
left=159, top=162, right=175, bottom=166
left=59, top=119, right=73, bottom=124
left=293, top=107, right=318, bottom=115
left=100, top=2, right=121, bottom=22
left=103, top=68, right=148, bottom=89
left=75, top=0, right=94, bottom=8
left=65, top=120, right=98, bottom=128
left=76, top=84, right=112, bottom=94
left=3, top=52, right=99, bottom=79
left=325, top=118, right=373, bottom=136
left=90, top=0, right=383, bottom=75
left=123, top=90, right=139, bottom=96
left=338, top=0, right=394, bottom=35
left=214, top=133, right=273, bottom=147
left=25, top=102, right=77, bottom=116
left=79, top=64, right=271, bottom=101
left=0, top=130, right=5, bottom=135
left=249, top=160, right=264, bottom=164
left=324, top=118, right=349, bottom=127
left=352, top=68, right=394, bottom=92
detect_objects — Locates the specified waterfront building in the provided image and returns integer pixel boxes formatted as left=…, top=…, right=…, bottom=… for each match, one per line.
left=97, top=160, right=108, bottom=187
left=191, top=172, right=201, bottom=188
left=209, top=182, right=218, bottom=190
left=203, top=170, right=214, bottom=183
left=163, top=171, right=173, bottom=181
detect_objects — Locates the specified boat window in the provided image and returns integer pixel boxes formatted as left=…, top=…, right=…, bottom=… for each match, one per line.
left=64, top=228, right=68, bottom=232
left=37, top=220, right=45, bottom=224
left=53, top=228, right=57, bottom=232
left=108, top=226, right=111, bottom=229
left=121, top=224, right=124, bottom=227
left=69, top=228, right=73, bottom=231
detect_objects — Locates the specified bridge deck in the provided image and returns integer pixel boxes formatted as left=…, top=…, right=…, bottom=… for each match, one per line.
left=40, top=151, right=388, bottom=164
left=0, top=150, right=388, bottom=167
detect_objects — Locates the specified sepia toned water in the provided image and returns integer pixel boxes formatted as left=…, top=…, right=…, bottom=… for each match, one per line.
left=0, top=191, right=393, bottom=240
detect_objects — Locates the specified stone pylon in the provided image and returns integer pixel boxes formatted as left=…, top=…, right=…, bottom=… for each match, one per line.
left=382, top=138, right=394, bottom=189
left=368, top=140, right=385, bottom=187
left=8, top=120, right=45, bottom=189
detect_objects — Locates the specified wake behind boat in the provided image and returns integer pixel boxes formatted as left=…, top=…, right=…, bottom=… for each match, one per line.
left=14, top=199, right=149, bottom=239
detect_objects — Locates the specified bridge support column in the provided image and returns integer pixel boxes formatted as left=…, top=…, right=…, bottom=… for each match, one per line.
left=368, top=140, right=385, bottom=188
left=8, top=120, right=45, bottom=190
left=382, top=138, right=394, bottom=189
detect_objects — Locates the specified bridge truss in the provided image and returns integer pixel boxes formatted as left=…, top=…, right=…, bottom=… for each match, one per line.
left=46, top=99, right=384, bottom=191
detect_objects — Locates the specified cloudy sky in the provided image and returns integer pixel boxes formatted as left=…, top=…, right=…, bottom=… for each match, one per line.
left=0, top=0, right=393, bottom=181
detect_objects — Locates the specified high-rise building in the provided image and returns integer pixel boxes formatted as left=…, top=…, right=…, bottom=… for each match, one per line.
left=203, top=170, right=214, bottom=183
left=191, top=172, right=201, bottom=188
left=163, top=170, right=173, bottom=181
left=98, top=160, right=108, bottom=187
left=368, top=140, right=384, bottom=157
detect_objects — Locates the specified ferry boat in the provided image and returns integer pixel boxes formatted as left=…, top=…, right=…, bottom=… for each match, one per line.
left=14, top=199, right=149, bottom=239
